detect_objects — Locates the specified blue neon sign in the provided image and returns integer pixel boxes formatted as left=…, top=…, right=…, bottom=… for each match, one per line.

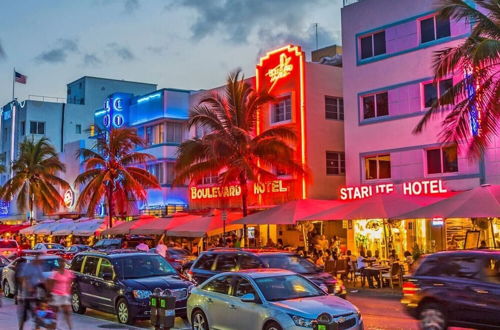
left=464, top=69, right=480, bottom=136
left=137, top=92, right=161, bottom=103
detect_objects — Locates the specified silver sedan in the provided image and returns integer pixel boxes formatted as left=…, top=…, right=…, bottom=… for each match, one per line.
left=187, top=269, right=363, bottom=330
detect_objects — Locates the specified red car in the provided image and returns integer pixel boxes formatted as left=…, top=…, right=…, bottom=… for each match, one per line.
left=60, top=245, right=91, bottom=260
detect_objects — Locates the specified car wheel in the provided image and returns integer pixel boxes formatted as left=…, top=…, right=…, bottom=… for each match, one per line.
left=191, top=309, right=209, bottom=330
left=419, top=303, right=447, bottom=330
left=3, top=280, right=12, bottom=298
left=71, top=291, right=86, bottom=314
left=264, top=321, right=283, bottom=330
left=116, top=298, right=135, bottom=325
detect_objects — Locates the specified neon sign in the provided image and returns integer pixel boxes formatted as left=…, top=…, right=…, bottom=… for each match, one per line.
left=64, top=189, right=75, bottom=208
left=464, top=67, right=480, bottom=136
left=137, top=92, right=161, bottom=103
left=266, top=53, right=294, bottom=90
left=190, top=180, right=289, bottom=200
left=340, top=179, right=447, bottom=200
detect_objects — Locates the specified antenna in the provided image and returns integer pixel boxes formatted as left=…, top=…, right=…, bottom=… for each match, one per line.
left=314, top=23, right=319, bottom=50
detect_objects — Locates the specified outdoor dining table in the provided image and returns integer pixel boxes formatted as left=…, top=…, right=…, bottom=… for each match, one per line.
left=364, top=265, right=390, bottom=288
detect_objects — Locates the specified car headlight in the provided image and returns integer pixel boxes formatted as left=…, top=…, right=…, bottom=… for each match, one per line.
left=334, top=279, right=345, bottom=295
left=289, top=314, right=315, bottom=328
left=132, top=290, right=152, bottom=299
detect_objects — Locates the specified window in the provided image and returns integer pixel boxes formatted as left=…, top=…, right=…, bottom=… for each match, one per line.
left=166, top=122, right=183, bottom=143
left=90, top=125, right=95, bottom=137
left=215, top=254, right=238, bottom=272
left=423, top=79, right=453, bottom=108
left=97, top=258, right=114, bottom=279
left=29, top=121, right=45, bottom=135
left=360, top=31, right=386, bottom=59
left=420, top=16, right=450, bottom=43
left=194, top=254, right=216, bottom=270
left=76, top=124, right=82, bottom=134
left=363, top=92, right=388, bottom=119
left=426, top=145, right=458, bottom=174
left=326, top=152, right=345, bottom=175
left=365, top=154, right=391, bottom=180
left=82, top=256, right=99, bottom=276
left=202, top=276, right=233, bottom=295
left=198, top=173, right=218, bottom=185
left=233, top=277, right=257, bottom=297
left=271, top=97, right=292, bottom=124
left=483, top=258, right=500, bottom=284
left=239, top=255, right=262, bottom=270
left=147, top=163, right=165, bottom=184
left=325, top=96, right=344, bottom=120
left=145, top=124, right=165, bottom=145
left=166, top=162, right=175, bottom=185
left=21, top=121, right=25, bottom=135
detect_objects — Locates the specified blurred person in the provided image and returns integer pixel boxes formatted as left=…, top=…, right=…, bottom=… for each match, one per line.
left=374, top=250, right=380, bottom=260
left=266, top=238, right=275, bottom=248
left=156, top=239, right=167, bottom=258
left=330, top=236, right=340, bottom=250
left=478, top=240, right=487, bottom=249
left=122, top=241, right=129, bottom=249
left=357, top=250, right=380, bottom=288
left=136, top=240, right=149, bottom=252
left=315, top=251, right=325, bottom=268
left=34, top=300, right=56, bottom=330
left=18, top=254, right=45, bottom=330
left=276, top=239, right=284, bottom=250
left=47, top=259, right=74, bottom=330
left=389, top=249, right=398, bottom=262
left=318, top=235, right=329, bottom=251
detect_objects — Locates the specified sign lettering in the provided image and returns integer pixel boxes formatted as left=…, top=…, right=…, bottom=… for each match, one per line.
left=340, top=179, right=447, bottom=200
left=266, top=53, right=293, bottom=90
left=190, top=180, right=289, bottom=200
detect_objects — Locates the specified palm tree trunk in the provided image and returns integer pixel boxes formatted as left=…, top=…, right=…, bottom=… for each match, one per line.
left=239, top=174, right=248, bottom=247
left=107, top=185, right=114, bottom=228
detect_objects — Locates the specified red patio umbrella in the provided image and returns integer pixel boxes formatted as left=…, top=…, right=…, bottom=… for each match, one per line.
left=395, top=184, right=500, bottom=219
left=166, top=211, right=243, bottom=237
left=233, top=199, right=344, bottom=225
left=100, top=215, right=157, bottom=236
left=129, top=214, right=202, bottom=236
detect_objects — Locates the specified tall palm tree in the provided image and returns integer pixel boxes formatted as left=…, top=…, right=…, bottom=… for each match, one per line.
left=414, top=0, right=500, bottom=157
left=75, top=127, right=160, bottom=228
left=174, top=70, right=305, bottom=241
left=0, top=137, right=69, bottom=224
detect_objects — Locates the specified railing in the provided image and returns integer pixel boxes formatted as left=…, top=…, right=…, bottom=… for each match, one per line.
left=28, top=95, right=66, bottom=103
left=343, top=0, right=360, bottom=6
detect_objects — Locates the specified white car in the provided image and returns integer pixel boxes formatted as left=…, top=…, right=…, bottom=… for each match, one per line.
left=187, top=269, right=363, bottom=330
left=33, top=243, right=65, bottom=254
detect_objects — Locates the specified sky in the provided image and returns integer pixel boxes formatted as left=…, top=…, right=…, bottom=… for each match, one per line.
left=0, top=0, right=344, bottom=106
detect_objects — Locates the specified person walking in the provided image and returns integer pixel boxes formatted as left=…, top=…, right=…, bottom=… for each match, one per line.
left=156, top=238, right=167, bottom=258
left=47, top=259, right=74, bottom=330
left=18, top=254, right=45, bottom=330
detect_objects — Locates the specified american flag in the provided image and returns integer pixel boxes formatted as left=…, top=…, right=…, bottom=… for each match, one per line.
left=14, top=71, right=27, bottom=84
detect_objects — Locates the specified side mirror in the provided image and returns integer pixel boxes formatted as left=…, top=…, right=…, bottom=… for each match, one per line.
left=102, top=272, right=113, bottom=281
left=240, top=293, right=256, bottom=303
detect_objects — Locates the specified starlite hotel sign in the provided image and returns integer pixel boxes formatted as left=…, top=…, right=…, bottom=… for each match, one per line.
left=340, top=179, right=448, bottom=200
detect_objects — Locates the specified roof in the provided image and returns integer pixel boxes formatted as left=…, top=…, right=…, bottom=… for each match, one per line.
left=23, top=255, right=62, bottom=260
left=66, top=76, right=157, bottom=87
left=235, top=269, right=295, bottom=278
left=79, top=250, right=155, bottom=258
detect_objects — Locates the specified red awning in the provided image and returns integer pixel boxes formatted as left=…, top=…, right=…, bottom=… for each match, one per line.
left=0, top=224, right=30, bottom=234
left=166, top=211, right=243, bottom=237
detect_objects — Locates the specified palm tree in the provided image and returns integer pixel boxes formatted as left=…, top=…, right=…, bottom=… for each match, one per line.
left=414, top=0, right=500, bottom=157
left=174, top=70, right=305, bottom=241
left=75, top=127, right=160, bottom=228
left=0, top=137, right=69, bottom=224
left=0, top=165, right=5, bottom=174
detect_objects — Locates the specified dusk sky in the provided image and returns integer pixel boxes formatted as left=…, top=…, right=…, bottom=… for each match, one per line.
left=0, top=0, right=343, bottom=106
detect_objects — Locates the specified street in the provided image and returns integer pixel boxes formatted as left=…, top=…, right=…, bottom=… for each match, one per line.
left=0, top=292, right=425, bottom=330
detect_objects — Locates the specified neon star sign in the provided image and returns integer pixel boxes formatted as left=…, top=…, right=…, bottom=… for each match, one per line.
left=266, top=53, right=294, bottom=90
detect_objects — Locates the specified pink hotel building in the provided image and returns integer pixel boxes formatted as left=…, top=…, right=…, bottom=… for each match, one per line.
left=341, top=0, right=500, bottom=253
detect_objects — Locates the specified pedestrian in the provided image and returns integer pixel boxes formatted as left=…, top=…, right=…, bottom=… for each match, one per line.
left=18, top=253, right=45, bottom=330
left=47, top=258, right=74, bottom=330
left=136, top=240, right=149, bottom=252
left=478, top=240, right=487, bottom=249
left=156, top=238, right=167, bottom=258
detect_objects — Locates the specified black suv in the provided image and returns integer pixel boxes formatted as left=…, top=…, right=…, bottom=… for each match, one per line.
left=70, top=251, right=193, bottom=324
left=187, top=249, right=346, bottom=297
left=402, top=250, right=500, bottom=330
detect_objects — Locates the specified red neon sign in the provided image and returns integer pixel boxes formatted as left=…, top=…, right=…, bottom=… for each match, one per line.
left=340, top=179, right=448, bottom=200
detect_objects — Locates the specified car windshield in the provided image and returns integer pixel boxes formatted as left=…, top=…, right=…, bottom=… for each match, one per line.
left=94, top=239, right=120, bottom=248
left=45, top=244, right=64, bottom=250
left=113, top=255, right=177, bottom=279
left=0, top=241, right=17, bottom=248
left=259, top=255, right=320, bottom=274
left=30, top=258, right=62, bottom=272
left=169, top=248, right=190, bottom=257
left=255, top=275, right=325, bottom=302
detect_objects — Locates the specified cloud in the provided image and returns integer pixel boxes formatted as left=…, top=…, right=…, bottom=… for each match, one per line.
left=124, top=0, right=139, bottom=13
left=169, top=0, right=337, bottom=44
left=83, top=53, right=102, bottom=66
left=35, top=38, right=79, bottom=63
left=107, top=42, right=135, bottom=61
left=146, top=45, right=167, bottom=54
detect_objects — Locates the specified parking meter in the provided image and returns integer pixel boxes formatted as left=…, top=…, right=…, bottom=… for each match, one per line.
left=158, top=289, right=176, bottom=329
left=150, top=287, right=162, bottom=328
left=313, top=313, right=338, bottom=330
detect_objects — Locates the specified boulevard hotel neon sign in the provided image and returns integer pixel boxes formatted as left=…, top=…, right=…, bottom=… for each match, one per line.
left=340, top=179, right=447, bottom=200
left=191, top=180, right=288, bottom=200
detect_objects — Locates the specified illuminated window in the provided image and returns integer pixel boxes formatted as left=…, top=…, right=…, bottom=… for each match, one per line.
left=360, top=31, right=386, bottom=59
left=423, top=79, right=453, bottom=108
left=89, top=125, right=95, bottom=137
left=166, top=162, right=175, bottom=185
left=420, top=16, right=450, bottom=44
left=145, top=124, right=165, bottom=146
left=197, top=173, right=218, bottom=185
left=326, top=152, right=345, bottom=175
left=166, top=122, right=183, bottom=143
left=29, top=121, right=45, bottom=135
left=325, top=96, right=344, bottom=120
left=362, top=92, right=388, bottom=119
left=271, top=97, right=292, bottom=124
left=426, top=145, right=458, bottom=174
left=147, top=163, right=165, bottom=184
left=365, top=154, right=391, bottom=180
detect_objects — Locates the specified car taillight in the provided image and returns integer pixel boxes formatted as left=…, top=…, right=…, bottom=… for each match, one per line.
left=403, top=281, right=420, bottom=296
left=187, top=270, right=194, bottom=282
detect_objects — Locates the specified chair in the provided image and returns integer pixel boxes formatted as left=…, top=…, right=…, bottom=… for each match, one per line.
left=351, top=262, right=365, bottom=287
left=382, top=262, right=402, bottom=288
left=335, top=259, right=348, bottom=280
left=324, top=260, right=336, bottom=275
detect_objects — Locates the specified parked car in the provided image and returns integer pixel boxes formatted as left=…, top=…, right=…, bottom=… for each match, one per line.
left=32, top=243, right=65, bottom=254
left=188, top=249, right=346, bottom=297
left=0, top=240, right=20, bottom=257
left=0, top=255, right=10, bottom=272
left=2, top=255, right=63, bottom=298
left=60, top=245, right=91, bottom=261
left=401, top=250, right=500, bottom=330
left=150, top=247, right=195, bottom=272
left=92, top=236, right=155, bottom=251
left=70, top=251, right=194, bottom=324
left=188, top=269, right=362, bottom=330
